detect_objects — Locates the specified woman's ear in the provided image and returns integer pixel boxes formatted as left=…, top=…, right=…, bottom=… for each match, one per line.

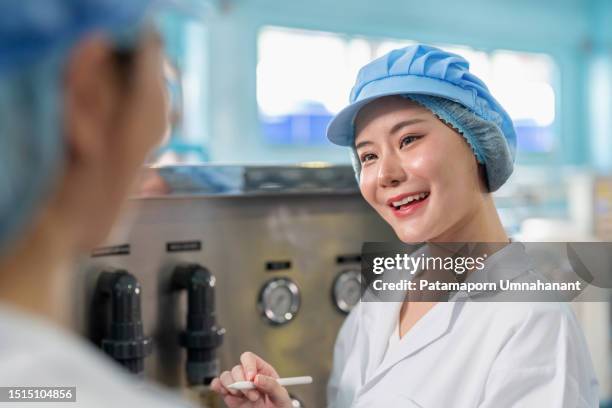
left=63, top=36, right=123, bottom=165
left=57, top=36, right=134, bottom=250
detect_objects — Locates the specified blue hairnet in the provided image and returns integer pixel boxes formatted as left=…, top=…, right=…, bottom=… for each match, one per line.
left=327, top=44, right=517, bottom=193
left=0, top=0, right=153, bottom=255
left=349, top=95, right=513, bottom=191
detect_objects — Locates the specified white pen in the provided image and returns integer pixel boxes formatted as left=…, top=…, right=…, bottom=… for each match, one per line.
left=228, top=376, right=313, bottom=391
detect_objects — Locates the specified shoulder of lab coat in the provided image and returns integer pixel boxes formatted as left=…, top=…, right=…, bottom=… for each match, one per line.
left=0, top=305, right=195, bottom=408
left=478, top=302, right=600, bottom=408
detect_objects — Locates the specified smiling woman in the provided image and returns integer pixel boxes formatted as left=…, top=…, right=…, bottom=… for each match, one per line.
left=324, top=44, right=599, bottom=408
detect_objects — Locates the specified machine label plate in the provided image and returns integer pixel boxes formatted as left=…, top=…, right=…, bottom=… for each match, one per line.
left=167, top=240, right=202, bottom=253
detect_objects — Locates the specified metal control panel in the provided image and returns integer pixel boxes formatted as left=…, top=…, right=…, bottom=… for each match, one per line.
left=75, top=165, right=397, bottom=407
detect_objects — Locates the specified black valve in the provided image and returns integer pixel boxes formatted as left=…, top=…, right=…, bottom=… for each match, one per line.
left=172, top=264, right=225, bottom=385
left=93, top=270, right=153, bottom=375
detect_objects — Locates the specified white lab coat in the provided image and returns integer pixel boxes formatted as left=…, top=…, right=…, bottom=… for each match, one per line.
left=0, top=304, right=196, bottom=408
left=327, top=244, right=600, bottom=407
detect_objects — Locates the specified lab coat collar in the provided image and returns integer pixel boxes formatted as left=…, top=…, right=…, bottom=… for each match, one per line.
left=360, top=300, right=402, bottom=381
left=358, top=299, right=462, bottom=393
left=357, top=242, right=529, bottom=392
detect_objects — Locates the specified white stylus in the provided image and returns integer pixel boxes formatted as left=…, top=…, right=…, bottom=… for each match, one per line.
left=228, top=376, right=313, bottom=390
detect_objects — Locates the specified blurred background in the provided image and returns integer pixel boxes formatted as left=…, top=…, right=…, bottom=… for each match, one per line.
left=155, top=0, right=612, bottom=236
left=81, top=0, right=612, bottom=406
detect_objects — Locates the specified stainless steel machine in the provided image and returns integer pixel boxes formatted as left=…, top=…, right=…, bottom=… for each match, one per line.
left=74, top=164, right=396, bottom=407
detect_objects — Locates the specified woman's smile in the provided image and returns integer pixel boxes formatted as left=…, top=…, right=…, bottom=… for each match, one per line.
left=386, top=191, right=431, bottom=218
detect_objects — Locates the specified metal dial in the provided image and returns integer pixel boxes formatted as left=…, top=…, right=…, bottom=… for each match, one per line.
left=332, top=269, right=361, bottom=314
left=289, top=394, right=305, bottom=407
left=258, top=277, right=300, bottom=325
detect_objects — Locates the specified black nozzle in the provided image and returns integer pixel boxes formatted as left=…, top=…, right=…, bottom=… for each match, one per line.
left=95, top=270, right=153, bottom=375
left=172, top=264, right=225, bottom=385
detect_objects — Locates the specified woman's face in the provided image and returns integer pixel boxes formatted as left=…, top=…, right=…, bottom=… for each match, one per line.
left=355, top=96, right=486, bottom=243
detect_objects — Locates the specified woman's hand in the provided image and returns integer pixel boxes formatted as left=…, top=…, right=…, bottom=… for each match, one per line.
left=210, top=352, right=293, bottom=408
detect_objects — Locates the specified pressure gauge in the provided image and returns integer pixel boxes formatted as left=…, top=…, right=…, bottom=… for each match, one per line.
left=289, top=394, right=304, bottom=407
left=258, top=277, right=300, bottom=325
left=332, top=269, right=361, bottom=314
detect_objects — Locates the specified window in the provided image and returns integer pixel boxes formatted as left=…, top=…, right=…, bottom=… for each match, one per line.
left=154, top=12, right=210, bottom=165
left=257, top=26, right=558, bottom=154
left=257, top=27, right=365, bottom=145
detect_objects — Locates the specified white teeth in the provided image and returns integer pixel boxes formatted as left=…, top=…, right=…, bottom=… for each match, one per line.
left=391, top=192, right=429, bottom=207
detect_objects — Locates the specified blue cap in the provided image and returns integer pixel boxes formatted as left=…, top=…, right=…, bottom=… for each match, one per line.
left=326, top=44, right=516, bottom=152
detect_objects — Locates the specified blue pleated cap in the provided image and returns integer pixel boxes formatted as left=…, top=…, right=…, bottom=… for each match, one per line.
left=326, top=44, right=517, bottom=161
